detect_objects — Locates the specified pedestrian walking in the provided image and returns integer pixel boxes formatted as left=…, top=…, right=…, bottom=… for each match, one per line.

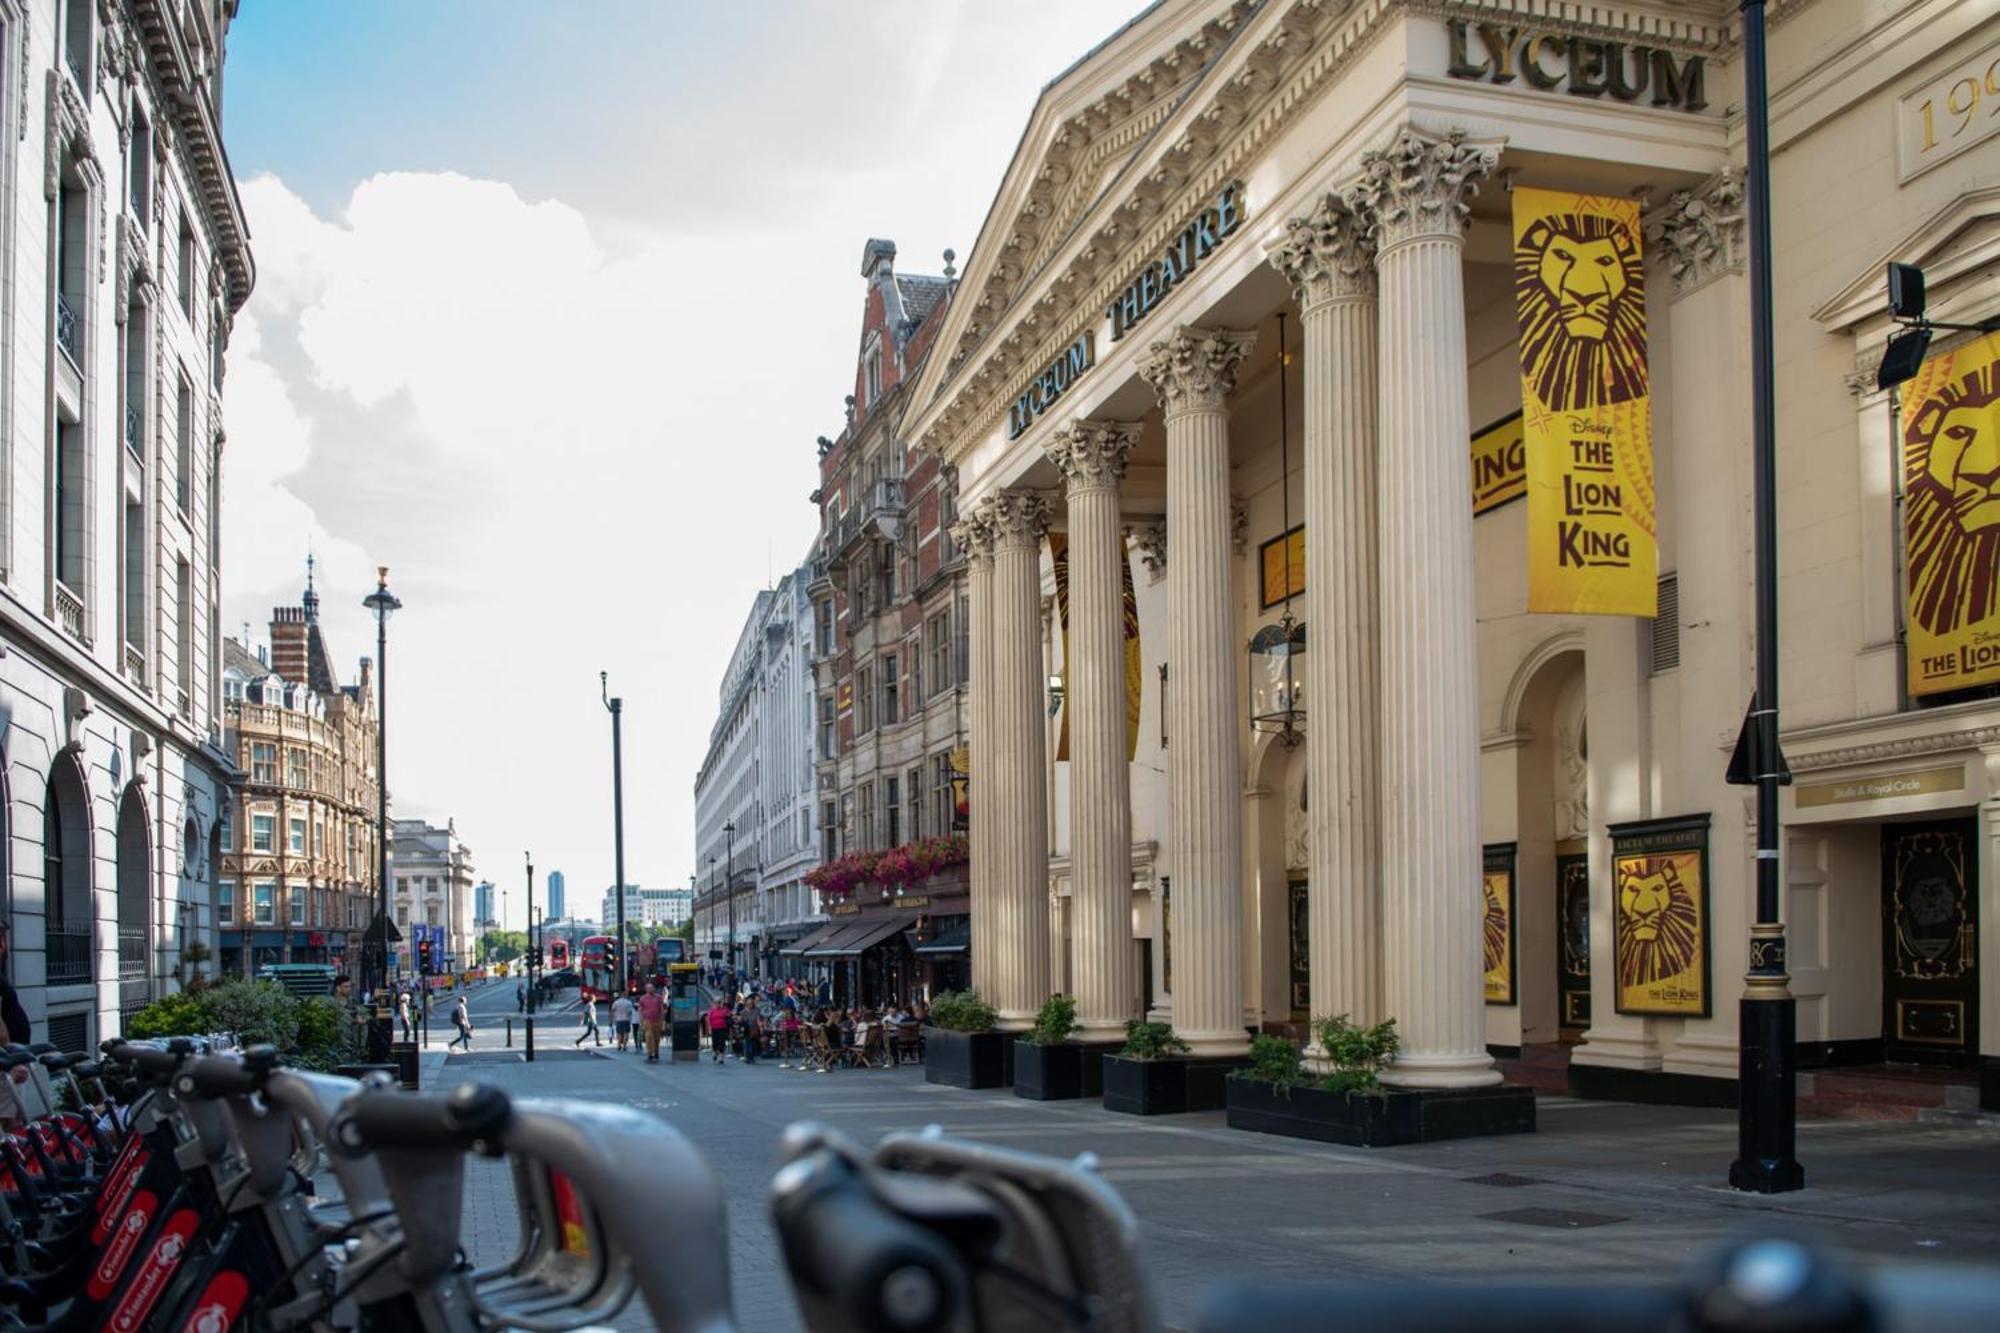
left=516, top=982, right=525, bottom=1013
left=448, top=994, right=473, bottom=1052
left=396, top=990, right=414, bottom=1043
left=611, top=993, right=635, bottom=1052
left=706, top=998, right=731, bottom=1064
left=638, top=983, right=665, bottom=1062
left=575, top=996, right=601, bottom=1047
left=739, top=1001, right=763, bottom=1065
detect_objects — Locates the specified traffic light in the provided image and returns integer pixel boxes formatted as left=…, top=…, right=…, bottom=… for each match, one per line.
left=418, top=937, right=434, bottom=975
left=605, top=939, right=619, bottom=976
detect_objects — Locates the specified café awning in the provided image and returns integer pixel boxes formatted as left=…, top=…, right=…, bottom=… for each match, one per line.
left=910, top=919, right=970, bottom=956
left=812, top=915, right=910, bottom=959
left=780, top=921, right=848, bottom=957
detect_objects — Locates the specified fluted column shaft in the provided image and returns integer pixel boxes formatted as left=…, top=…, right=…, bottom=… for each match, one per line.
left=986, top=491, right=1053, bottom=1029
left=1354, top=127, right=1502, bottom=1088
left=1141, top=328, right=1255, bottom=1057
left=1269, top=196, right=1383, bottom=1036
left=1047, top=422, right=1140, bottom=1040
left=955, top=514, right=997, bottom=1000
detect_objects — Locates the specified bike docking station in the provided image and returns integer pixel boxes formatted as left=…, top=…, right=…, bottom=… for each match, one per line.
left=670, top=962, right=701, bottom=1061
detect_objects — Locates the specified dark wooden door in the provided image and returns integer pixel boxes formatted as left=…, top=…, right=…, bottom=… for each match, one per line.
left=1557, top=853, right=1592, bottom=1034
left=1882, top=820, right=1979, bottom=1064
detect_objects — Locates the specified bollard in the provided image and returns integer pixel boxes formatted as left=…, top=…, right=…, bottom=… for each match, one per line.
left=525, top=1015, right=535, bottom=1062
left=506, top=1017, right=513, bottom=1048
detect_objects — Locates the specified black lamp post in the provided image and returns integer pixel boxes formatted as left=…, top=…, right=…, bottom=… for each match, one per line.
left=1727, top=0, right=1802, bottom=1195
left=707, top=854, right=717, bottom=974
left=525, top=851, right=536, bottom=1013
left=725, top=820, right=737, bottom=981
left=601, top=673, right=628, bottom=992
left=361, top=567, right=401, bottom=1058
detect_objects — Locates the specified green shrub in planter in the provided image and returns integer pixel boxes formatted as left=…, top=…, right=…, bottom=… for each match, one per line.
left=1313, top=1014, right=1399, bottom=1097
left=1238, top=1033, right=1309, bottom=1097
left=1028, top=994, right=1077, bottom=1046
left=203, top=980, right=301, bottom=1051
left=928, top=989, right=997, bottom=1033
left=125, top=991, right=214, bottom=1040
left=1118, top=1019, right=1189, bottom=1061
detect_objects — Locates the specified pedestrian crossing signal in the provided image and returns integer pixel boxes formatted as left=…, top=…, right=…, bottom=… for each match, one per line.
left=418, top=938, right=434, bottom=975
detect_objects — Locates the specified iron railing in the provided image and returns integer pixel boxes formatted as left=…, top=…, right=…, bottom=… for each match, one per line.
left=56, top=292, right=79, bottom=365
left=125, top=402, right=142, bottom=453
left=46, top=927, right=92, bottom=986
left=55, top=583, right=85, bottom=640
left=118, top=926, right=148, bottom=979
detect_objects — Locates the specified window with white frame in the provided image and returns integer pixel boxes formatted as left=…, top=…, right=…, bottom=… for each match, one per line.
left=217, top=880, right=235, bottom=925
left=288, top=817, right=306, bottom=854
left=251, top=742, right=277, bottom=784
left=290, top=887, right=305, bottom=925
left=928, top=613, right=952, bottom=695
left=252, top=882, right=276, bottom=925
left=251, top=813, right=275, bottom=853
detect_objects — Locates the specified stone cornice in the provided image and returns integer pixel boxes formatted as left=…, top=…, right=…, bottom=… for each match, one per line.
left=1785, top=723, right=2000, bottom=774
left=127, top=0, right=254, bottom=313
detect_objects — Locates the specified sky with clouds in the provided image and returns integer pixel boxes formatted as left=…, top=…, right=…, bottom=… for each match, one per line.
left=221, top=2, right=1142, bottom=931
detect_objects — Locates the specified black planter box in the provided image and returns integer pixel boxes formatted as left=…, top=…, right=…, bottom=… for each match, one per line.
left=1225, top=1078, right=1536, bottom=1146
left=1013, top=1042, right=1114, bottom=1100
left=1102, top=1055, right=1242, bottom=1115
left=924, top=1028, right=1011, bottom=1089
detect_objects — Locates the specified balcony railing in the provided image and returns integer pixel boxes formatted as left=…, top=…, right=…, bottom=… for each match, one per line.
left=55, top=583, right=85, bottom=641
left=125, top=402, right=142, bottom=454
left=118, top=926, right=148, bottom=979
left=47, top=926, right=92, bottom=987
left=866, top=477, right=905, bottom=517
left=56, top=292, right=79, bottom=365
left=124, top=643, right=146, bottom=686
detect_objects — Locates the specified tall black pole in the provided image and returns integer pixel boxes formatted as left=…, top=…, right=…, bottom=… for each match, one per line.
left=603, top=674, right=627, bottom=991
left=377, top=602, right=389, bottom=986
left=525, top=852, right=535, bottom=1013
left=1729, top=0, right=1803, bottom=1195
left=725, top=821, right=736, bottom=982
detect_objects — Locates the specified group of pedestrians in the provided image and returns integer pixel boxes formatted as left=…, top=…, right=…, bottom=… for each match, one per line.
left=576, top=982, right=668, bottom=1061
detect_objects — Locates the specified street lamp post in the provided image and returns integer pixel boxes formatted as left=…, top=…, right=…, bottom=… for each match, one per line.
left=724, top=820, right=737, bottom=982
left=361, top=568, right=401, bottom=1059
left=707, top=855, right=717, bottom=977
left=601, top=674, right=628, bottom=992
left=525, top=851, right=536, bottom=1013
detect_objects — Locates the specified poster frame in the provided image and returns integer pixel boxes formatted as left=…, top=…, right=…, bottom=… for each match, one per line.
left=1482, top=841, right=1518, bottom=1007
left=1607, top=813, right=1713, bottom=1019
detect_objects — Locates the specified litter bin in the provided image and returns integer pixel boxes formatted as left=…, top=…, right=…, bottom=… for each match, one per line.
left=388, top=1041, right=421, bottom=1089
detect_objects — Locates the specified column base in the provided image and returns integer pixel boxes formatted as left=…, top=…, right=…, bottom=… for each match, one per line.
left=1381, top=1051, right=1502, bottom=1090
left=1178, top=1027, right=1252, bottom=1058
left=995, top=1012, right=1035, bottom=1034
left=1074, top=1017, right=1132, bottom=1045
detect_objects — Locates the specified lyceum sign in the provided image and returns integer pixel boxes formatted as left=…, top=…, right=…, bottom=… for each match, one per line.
left=1107, top=182, right=1244, bottom=342
left=1445, top=20, right=1708, bottom=112
left=1008, top=333, right=1096, bottom=440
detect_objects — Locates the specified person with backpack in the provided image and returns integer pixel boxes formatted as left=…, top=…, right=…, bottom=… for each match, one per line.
left=448, top=993, right=474, bottom=1052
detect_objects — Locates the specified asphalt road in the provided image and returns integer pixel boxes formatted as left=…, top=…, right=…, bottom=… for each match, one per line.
left=429, top=1042, right=2000, bottom=1333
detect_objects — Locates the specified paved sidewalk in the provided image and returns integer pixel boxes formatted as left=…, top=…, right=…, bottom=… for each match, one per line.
left=428, top=1046, right=2000, bottom=1332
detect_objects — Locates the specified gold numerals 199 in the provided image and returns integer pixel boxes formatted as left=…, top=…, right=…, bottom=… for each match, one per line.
left=1919, top=58, right=2000, bottom=153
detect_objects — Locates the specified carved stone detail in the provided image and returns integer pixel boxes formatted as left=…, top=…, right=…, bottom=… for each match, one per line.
left=948, top=509, right=994, bottom=560
left=1045, top=419, right=1139, bottom=495
left=1348, top=126, right=1498, bottom=251
left=1266, top=189, right=1376, bottom=309
left=1127, top=520, right=1167, bottom=581
left=1789, top=726, right=2000, bottom=775
left=1644, top=167, right=1744, bottom=295
left=1138, top=325, right=1256, bottom=418
left=983, top=490, right=1051, bottom=550
left=1231, top=498, right=1249, bottom=556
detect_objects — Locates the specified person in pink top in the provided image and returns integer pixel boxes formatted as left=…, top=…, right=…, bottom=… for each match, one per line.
left=638, top=983, right=666, bottom=1063
left=706, top=999, right=732, bottom=1064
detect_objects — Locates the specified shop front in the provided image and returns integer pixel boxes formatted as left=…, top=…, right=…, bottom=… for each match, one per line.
left=785, top=886, right=970, bottom=1010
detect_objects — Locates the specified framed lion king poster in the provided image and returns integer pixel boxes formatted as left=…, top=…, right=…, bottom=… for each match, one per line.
left=1608, top=814, right=1712, bottom=1018
left=1482, top=843, right=1517, bottom=1006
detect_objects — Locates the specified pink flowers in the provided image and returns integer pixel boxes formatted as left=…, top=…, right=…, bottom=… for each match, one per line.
left=806, top=834, right=969, bottom=899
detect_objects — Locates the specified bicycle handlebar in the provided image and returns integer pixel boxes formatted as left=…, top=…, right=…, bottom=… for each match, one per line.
left=337, top=1085, right=503, bottom=1155
left=771, top=1147, right=965, bottom=1333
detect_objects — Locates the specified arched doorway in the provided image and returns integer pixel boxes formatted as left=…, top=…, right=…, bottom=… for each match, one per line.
left=1506, top=648, right=1588, bottom=1052
left=1249, top=732, right=1308, bottom=1035
left=43, top=756, right=93, bottom=988
left=116, top=785, right=151, bottom=1016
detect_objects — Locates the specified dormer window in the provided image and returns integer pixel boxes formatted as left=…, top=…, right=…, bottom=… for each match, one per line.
left=863, top=336, right=883, bottom=408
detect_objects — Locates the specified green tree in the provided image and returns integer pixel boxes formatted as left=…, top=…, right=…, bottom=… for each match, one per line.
left=479, top=930, right=529, bottom=964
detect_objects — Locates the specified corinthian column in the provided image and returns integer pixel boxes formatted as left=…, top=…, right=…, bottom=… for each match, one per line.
left=952, top=510, right=997, bottom=1001
left=1139, top=327, right=1255, bottom=1057
left=1267, top=192, right=1382, bottom=1037
left=985, top=489, right=1053, bottom=1029
left=1045, top=420, right=1141, bottom=1041
left=1350, top=126, right=1503, bottom=1088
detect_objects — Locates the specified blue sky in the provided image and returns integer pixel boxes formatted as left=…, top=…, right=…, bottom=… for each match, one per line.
left=220, top=2, right=1143, bottom=928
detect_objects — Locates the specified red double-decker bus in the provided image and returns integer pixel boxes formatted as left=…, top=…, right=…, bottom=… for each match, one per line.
left=578, top=935, right=618, bottom=1002
left=545, top=936, right=571, bottom=973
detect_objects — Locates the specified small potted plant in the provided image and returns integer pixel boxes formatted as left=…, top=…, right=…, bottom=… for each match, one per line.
left=922, top=989, right=1009, bottom=1089
left=1102, top=1018, right=1243, bottom=1115
left=1014, top=994, right=1092, bottom=1101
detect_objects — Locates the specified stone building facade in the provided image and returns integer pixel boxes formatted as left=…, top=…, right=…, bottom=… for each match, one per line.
left=391, top=817, right=475, bottom=976
left=217, top=578, right=380, bottom=978
left=0, top=0, right=252, bottom=1046
left=914, top=0, right=2000, bottom=1108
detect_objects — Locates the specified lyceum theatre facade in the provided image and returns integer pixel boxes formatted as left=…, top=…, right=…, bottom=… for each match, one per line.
left=905, top=0, right=2000, bottom=1106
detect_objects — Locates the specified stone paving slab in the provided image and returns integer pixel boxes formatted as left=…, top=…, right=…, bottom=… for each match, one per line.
left=423, top=1047, right=2000, bottom=1332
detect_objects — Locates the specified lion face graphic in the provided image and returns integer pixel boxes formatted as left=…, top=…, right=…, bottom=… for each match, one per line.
left=1616, top=856, right=1699, bottom=990
left=1515, top=212, right=1648, bottom=410
left=1482, top=876, right=1507, bottom=975
left=1905, top=363, right=2000, bottom=635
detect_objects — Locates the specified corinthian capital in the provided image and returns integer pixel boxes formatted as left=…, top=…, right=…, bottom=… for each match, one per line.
left=1045, top=419, right=1140, bottom=495
left=1348, top=126, right=1499, bottom=251
left=1266, top=191, right=1376, bottom=309
left=1138, top=326, right=1257, bottom=418
left=1644, top=167, right=1744, bottom=296
left=984, top=490, right=1051, bottom=550
left=949, top=510, right=994, bottom=561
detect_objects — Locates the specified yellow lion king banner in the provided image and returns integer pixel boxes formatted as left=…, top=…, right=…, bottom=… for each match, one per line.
left=1899, top=331, right=2000, bottom=697
left=1512, top=187, right=1658, bottom=616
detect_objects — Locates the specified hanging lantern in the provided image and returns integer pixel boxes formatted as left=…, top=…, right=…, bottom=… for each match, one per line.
left=1249, top=616, right=1306, bottom=743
